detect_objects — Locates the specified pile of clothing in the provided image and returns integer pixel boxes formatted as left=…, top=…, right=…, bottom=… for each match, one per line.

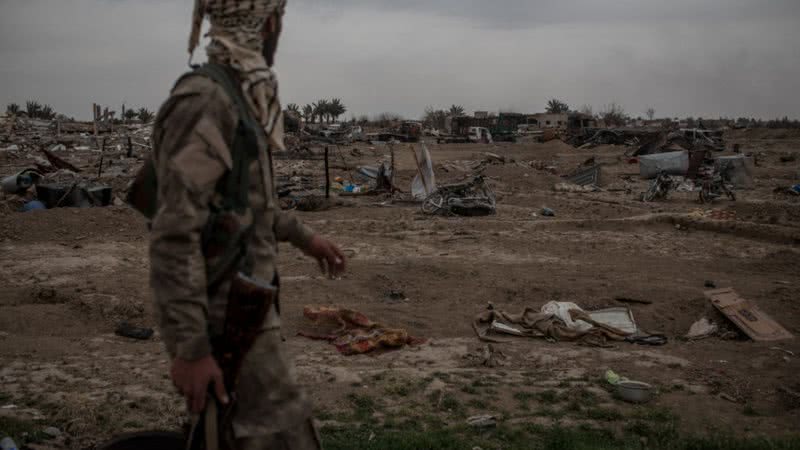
left=298, top=306, right=425, bottom=355
left=473, top=301, right=665, bottom=347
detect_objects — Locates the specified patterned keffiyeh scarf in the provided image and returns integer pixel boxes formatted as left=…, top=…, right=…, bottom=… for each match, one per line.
left=189, top=0, right=287, bottom=142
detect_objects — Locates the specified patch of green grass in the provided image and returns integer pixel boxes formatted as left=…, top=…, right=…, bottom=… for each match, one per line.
left=470, top=378, right=495, bottom=388
left=432, top=371, right=451, bottom=382
left=315, top=408, right=334, bottom=421
left=321, top=421, right=800, bottom=450
left=385, top=383, right=411, bottom=397
left=460, top=384, right=479, bottom=395
left=537, top=389, right=560, bottom=404
left=440, top=394, right=463, bottom=415
left=0, top=417, right=47, bottom=445
left=347, top=393, right=377, bottom=421
left=534, top=407, right=564, bottom=419
left=585, top=407, right=624, bottom=422
left=632, top=407, right=678, bottom=423
left=742, top=405, right=760, bottom=417
left=467, top=398, right=489, bottom=410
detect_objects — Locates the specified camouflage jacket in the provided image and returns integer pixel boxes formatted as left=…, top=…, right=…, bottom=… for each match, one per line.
left=149, top=73, right=313, bottom=361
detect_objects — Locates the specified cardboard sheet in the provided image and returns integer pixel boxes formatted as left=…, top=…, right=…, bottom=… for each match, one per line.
left=705, top=288, right=793, bottom=341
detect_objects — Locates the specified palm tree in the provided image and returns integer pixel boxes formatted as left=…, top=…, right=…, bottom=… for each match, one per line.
left=329, top=98, right=346, bottom=123
left=313, top=100, right=330, bottom=124
left=25, top=101, right=42, bottom=118
left=448, top=105, right=465, bottom=117
left=6, top=103, right=20, bottom=115
left=137, top=107, right=154, bottom=123
left=546, top=99, right=569, bottom=114
left=302, top=104, right=314, bottom=123
left=286, top=103, right=300, bottom=115
left=124, top=109, right=138, bottom=122
left=39, top=104, right=56, bottom=120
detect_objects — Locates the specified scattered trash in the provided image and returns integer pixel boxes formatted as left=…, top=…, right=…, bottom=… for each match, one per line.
left=616, top=380, right=654, bottom=404
left=563, top=163, right=602, bottom=187
left=540, top=207, right=555, bottom=217
left=114, top=322, right=154, bottom=340
left=298, top=306, right=425, bottom=355
left=686, top=317, right=718, bottom=340
left=1, top=437, right=19, bottom=450
left=605, top=370, right=653, bottom=404
left=422, top=175, right=496, bottom=216
left=473, top=302, right=632, bottom=347
left=705, top=288, right=793, bottom=341
left=480, top=343, right=507, bottom=368
left=1, top=170, right=42, bottom=195
left=42, top=427, right=62, bottom=438
left=613, top=296, right=652, bottom=305
left=411, top=144, right=436, bottom=200
left=21, top=200, right=47, bottom=212
left=553, top=182, right=597, bottom=193
left=466, top=415, right=497, bottom=428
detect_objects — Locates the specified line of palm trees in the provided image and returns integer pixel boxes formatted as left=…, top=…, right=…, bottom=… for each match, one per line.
left=6, top=101, right=57, bottom=120
left=286, top=98, right=346, bottom=124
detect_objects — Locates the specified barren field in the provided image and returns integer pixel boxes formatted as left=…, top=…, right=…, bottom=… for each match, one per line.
left=1, top=130, right=799, bottom=449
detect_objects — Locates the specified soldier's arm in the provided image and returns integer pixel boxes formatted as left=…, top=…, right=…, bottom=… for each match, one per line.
left=150, top=76, right=235, bottom=360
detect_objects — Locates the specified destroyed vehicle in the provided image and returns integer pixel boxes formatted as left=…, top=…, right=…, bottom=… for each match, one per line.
left=422, top=175, right=496, bottom=216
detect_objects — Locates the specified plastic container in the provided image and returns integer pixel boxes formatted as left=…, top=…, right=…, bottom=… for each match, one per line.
left=1, top=437, right=19, bottom=450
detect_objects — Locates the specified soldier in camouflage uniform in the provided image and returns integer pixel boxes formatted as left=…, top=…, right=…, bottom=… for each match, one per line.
left=148, top=1, right=345, bottom=448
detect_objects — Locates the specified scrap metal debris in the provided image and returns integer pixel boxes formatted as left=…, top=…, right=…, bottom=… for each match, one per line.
left=421, top=175, right=496, bottom=216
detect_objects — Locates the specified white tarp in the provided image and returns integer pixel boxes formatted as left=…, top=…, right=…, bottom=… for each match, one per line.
left=639, top=151, right=689, bottom=179
left=411, top=144, right=437, bottom=199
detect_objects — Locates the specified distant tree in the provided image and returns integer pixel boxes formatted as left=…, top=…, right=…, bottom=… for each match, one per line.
left=448, top=105, right=465, bottom=117
left=423, top=106, right=448, bottom=130
left=302, top=104, right=314, bottom=123
left=137, top=107, right=154, bottom=123
left=329, top=98, right=346, bottom=122
left=578, top=104, right=594, bottom=116
left=286, top=103, right=300, bottom=115
left=25, top=101, right=42, bottom=118
left=546, top=99, right=570, bottom=114
left=6, top=103, right=21, bottom=115
left=645, top=108, right=656, bottom=120
left=601, top=102, right=627, bottom=127
left=39, top=104, right=56, bottom=120
left=123, top=109, right=138, bottom=122
left=313, top=100, right=330, bottom=124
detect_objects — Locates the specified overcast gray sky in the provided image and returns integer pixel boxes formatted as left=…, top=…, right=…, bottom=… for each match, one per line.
left=1, top=0, right=798, bottom=120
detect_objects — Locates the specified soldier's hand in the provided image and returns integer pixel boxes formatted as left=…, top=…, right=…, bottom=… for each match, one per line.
left=306, top=235, right=346, bottom=277
left=171, top=355, right=229, bottom=414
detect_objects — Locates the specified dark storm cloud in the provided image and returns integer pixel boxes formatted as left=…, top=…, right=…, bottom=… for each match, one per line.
left=0, top=0, right=798, bottom=120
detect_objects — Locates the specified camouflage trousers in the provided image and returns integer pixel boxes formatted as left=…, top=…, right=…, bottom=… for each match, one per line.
left=231, top=327, right=320, bottom=450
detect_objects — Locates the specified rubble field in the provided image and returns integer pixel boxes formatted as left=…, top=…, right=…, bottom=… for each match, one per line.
left=1, top=128, right=799, bottom=449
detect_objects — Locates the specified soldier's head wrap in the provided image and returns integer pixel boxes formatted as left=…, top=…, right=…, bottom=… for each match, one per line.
left=189, top=0, right=287, bottom=139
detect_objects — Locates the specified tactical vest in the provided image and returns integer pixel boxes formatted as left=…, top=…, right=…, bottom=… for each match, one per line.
left=127, top=63, right=266, bottom=291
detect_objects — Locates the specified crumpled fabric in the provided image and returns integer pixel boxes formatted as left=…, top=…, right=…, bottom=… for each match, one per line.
left=473, top=302, right=630, bottom=347
left=189, top=0, right=286, bottom=137
left=298, top=306, right=426, bottom=355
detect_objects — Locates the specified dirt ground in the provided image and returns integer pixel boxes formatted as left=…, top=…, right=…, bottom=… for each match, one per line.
left=1, top=129, right=799, bottom=449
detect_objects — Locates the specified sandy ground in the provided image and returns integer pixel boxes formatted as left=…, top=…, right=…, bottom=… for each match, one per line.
left=1, top=130, right=799, bottom=448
